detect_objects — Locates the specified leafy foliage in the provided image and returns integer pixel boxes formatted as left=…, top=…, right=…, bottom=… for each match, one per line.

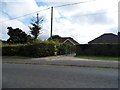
left=57, top=44, right=76, bottom=55
left=48, top=35, right=61, bottom=41
left=2, top=41, right=58, bottom=58
left=28, top=13, right=43, bottom=40
left=7, top=27, right=33, bottom=44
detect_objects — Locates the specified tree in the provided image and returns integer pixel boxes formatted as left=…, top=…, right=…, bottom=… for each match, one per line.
left=28, top=13, right=43, bottom=40
left=48, top=35, right=61, bottom=41
left=7, top=27, right=33, bottom=44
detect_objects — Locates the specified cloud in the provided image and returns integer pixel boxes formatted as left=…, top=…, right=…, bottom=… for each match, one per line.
left=1, top=0, right=119, bottom=44
left=69, top=11, right=113, bottom=25
left=1, top=0, right=40, bottom=40
left=1, top=18, right=31, bottom=40
left=2, top=0, right=38, bottom=20
left=107, top=27, right=118, bottom=34
left=43, top=0, right=118, bottom=43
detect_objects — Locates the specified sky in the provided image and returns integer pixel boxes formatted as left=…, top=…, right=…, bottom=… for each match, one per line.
left=0, top=0, right=119, bottom=44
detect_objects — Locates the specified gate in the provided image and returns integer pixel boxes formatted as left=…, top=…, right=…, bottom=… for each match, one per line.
left=65, top=45, right=76, bottom=56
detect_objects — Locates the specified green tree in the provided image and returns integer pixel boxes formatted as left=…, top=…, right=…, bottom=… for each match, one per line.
left=28, top=13, right=43, bottom=40
left=48, top=35, right=61, bottom=41
left=7, top=27, right=33, bottom=44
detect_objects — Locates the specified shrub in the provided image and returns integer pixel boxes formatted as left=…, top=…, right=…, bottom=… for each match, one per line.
left=57, top=44, right=76, bottom=55
left=2, top=41, right=58, bottom=58
left=2, top=44, right=22, bottom=56
left=2, top=40, right=77, bottom=57
left=57, top=44, right=66, bottom=55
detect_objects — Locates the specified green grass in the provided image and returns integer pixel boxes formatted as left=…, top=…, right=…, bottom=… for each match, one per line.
left=0, top=43, right=2, bottom=47
left=75, top=55, right=119, bottom=61
left=2, top=54, right=120, bottom=61
left=2, top=56, right=31, bottom=59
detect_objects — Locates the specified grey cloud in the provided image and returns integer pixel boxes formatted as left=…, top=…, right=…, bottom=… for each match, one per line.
left=39, top=34, right=49, bottom=40
left=118, top=27, right=120, bottom=32
left=108, top=27, right=118, bottom=34
left=1, top=26, right=9, bottom=40
left=70, top=10, right=114, bottom=25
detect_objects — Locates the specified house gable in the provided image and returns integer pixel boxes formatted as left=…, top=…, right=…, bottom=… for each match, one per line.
left=61, top=37, right=79, bottom=45
left=50, top=35, right=79, bottom=45
left=63, top=39, right=76, bottom=45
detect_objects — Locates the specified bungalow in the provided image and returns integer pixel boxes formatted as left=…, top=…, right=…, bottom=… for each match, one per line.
left=88, top=33, right=119, bottom=44
left=49, top=35, right=79, bottom=45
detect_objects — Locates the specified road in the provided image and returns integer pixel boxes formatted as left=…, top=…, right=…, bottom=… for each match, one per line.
left=2, top=63, right=118, bottom=88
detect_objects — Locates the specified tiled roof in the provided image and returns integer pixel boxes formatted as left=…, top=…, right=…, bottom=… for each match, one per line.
left=88, top=33, right=118, bottom=44
left=60, top=37, right=79, bottom=45
left=52, top=36, right=79, bottom=45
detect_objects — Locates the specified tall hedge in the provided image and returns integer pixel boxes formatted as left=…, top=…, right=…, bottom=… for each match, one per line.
left=2, top=42, right=57, bottom=58
left=76, top=44, right=119, bottom=57
left=57, top=44, right=76, bottom=55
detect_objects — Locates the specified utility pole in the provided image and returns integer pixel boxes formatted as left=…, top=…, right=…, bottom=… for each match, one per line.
left=36, top=13, right=39, bottom=26
left=50, top=7, right=53, bottom=40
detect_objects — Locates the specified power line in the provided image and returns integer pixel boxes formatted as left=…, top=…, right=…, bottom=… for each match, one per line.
left=0, top=0, right=118, bottom=23
left=0, top=0, right=95, bottom=23
left=0, top=7, right=50, bottom=23
left=54, top=0, right=96, bottom=8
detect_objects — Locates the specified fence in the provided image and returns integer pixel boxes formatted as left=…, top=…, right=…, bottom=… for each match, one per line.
left=76, top=44, right=119, bottom=57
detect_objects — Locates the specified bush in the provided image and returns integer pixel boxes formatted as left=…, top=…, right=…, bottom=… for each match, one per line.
left=2, top=41, right=58, bottom=58
left=2, top=40, right=77, bottom=57
left=57, top=44, right=76, bottom=55
left=2, top=44, right=22, bottom=56
left=57, top=44, right=66, bottom=55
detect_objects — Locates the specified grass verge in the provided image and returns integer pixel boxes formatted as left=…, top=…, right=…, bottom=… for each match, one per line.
left=3, top=62, right=118, bottom=69
left=75, top=55, right=119, bottom=61
left=2, top=56, right=31, bottom=59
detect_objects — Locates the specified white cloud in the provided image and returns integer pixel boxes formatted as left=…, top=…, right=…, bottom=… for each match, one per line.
left=1, top=0, right=39, bottom=40
left=43, top=0, right=118, bottom=43
left=1, top=0, right=119, bottom=44
left=1, top=17, right=31, bottom=40
left=2, top=0, right=39, bottom=21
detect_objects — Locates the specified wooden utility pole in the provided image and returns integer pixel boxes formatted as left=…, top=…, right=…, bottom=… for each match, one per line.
left=36, top=13, right=39, bottom=26
left=50, top=7, right=53, bottom=40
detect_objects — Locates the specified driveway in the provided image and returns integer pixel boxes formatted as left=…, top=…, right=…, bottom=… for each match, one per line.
left=2, top=55, right=118, bottom=68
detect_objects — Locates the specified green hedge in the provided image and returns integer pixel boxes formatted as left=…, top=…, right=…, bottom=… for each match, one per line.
left=57, top=44, right=76, bottom=55
left=2, top=42, right=57, bottom=58
left=2, top=44, right=22, bottom=56
left=76, top=44, right=119, bottom=57
left=2, top=41, right=77, bottom=57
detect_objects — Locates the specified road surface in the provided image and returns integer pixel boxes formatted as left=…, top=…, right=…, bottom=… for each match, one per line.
left=2, top=63, right=118, bottom=88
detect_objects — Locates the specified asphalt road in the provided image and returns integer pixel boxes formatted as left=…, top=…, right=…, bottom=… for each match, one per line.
left=2, top=63, right=118, bottom=88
